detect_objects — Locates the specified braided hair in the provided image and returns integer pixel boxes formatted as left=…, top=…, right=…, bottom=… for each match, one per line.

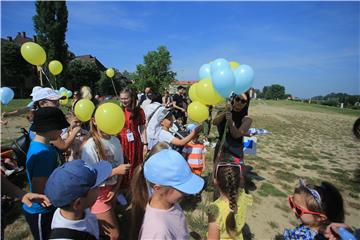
left=216, top=165, right=242, bottom=238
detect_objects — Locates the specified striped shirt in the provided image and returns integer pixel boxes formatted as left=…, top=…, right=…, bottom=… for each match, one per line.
left=182, top=143, right=206, bottom=168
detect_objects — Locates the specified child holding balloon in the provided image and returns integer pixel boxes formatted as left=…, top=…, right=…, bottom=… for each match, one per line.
left=81, top=103, right=131, bottom=240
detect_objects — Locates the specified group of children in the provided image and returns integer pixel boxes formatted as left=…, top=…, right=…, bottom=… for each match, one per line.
left=7, top=86, right=354, bottom=240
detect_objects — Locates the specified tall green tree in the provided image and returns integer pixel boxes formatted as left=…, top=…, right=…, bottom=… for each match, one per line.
left=33, top=1, right=69, bottom=87
left=96, top=69, right=129, bottom=96
left=1, top=40, right=37, bottom=97
left=134, top=46, right=176, bottom=93
left=67, top=60, right=101, bottom=92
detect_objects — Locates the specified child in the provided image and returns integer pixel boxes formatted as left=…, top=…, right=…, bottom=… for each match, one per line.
left=182, top=124, right=206, bottom=175
left=208, top=162, right=253, bottom=240
left=23, top=107, right=70, bottom=240
left=62, top=112, right=88, bottom=161
left=44, top=160, right=112, bottom=239
left=81, top=115, right=130, bottom=240
left=157, top=108, right=202, bottom=149
left=284, top=179, right=344, bottom=240
left=131, top=149, right=204, bottom=239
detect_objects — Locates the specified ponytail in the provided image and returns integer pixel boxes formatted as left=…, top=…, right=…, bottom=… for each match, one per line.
left=82, top=117, right=106, bottom=160
left=130, top=164, right=149, bottom=239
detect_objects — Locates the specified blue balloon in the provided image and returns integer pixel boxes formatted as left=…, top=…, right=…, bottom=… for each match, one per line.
left=59, top=87, right=66, bottom=93
left=198, top=63, right=211, bottom=80
left=234, top=65, right=254, bottom=94
left=211, top=68, right=235, bottom=98
left=0, top=87, right=15, bottom=105
left=67, top=90, right=73, bottom=98
left=210, top=58, right=231, bottom=73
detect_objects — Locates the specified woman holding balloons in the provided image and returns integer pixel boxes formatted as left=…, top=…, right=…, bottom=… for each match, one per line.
left=213, top=91, right=252, bottom=176
left=118, top=87, right=147, bottom=189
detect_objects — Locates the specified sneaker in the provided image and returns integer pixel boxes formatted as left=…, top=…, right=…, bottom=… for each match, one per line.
left=4, top=169, right=15, bottom=176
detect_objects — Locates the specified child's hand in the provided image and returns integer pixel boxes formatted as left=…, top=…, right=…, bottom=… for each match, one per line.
left=113, top=163, right=131, bottom=175
left=71, top=126, right=81, bottom=135
left=225, top=110, right=232, bottom=121
left=22, top=192, right=52, bottom=208
left=324, top=223, right=353, bottom=240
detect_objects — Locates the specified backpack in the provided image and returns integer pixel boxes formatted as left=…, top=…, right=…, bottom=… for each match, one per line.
left=10, top=128, right=30, bottom=167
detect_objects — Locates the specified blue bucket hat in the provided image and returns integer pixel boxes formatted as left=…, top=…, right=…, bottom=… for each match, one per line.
left=144, top=149, right=204, bottom=194
left=45, top=160, right=112, bottom=207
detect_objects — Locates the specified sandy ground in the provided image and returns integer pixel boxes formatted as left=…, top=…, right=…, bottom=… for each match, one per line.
left=2, top=101, right=360, bottom=239
left=245, top=102, right=360, bottom=239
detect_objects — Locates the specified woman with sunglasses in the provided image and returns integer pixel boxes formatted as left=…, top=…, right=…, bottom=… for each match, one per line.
left=207, top=162, right=252, bottom=240
left=284, top=179, right=344, bottom=240
left=212, top=91, right=252, bottom=175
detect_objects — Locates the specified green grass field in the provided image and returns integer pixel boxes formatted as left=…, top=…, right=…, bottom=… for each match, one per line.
left=1, top=99, right=359, bottom=239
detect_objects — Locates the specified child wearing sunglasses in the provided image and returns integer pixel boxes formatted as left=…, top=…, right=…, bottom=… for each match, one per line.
left=284, top=179, right=345, bottom=240
left=208, top=162, right=253, bottom=240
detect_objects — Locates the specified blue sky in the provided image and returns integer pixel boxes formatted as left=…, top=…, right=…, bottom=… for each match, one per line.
left=1, top=1, right=359, bottom=98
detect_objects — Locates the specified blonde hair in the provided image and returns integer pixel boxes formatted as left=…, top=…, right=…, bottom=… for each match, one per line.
left=80, top=86, right=92, bottom=100
left=129, top=142, right=170, bottom=239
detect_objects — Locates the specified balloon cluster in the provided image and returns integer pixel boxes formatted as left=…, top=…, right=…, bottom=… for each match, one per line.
left=187, top=58, right=254, bottom=123
left=0, top=87, right=15, bottom=105
left=55, top=87, right=73, bottom=106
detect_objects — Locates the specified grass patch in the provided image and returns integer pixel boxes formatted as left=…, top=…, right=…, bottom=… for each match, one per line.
left=275, top=203, right=290, bottom=213
left=347, top=201, right=360, bottom=210
left=274, top=170, right=297, bottom=182
left=271, top=161, right=286, bottom=168
left=258, top=183, right=287, bottom=197
left=303, top=164, right=322, bottom=170
left=349, top=192, right=359, bottom=199
left=268, top=221, right=279, bottom=229
left=291, top=164, right=300, bottom=169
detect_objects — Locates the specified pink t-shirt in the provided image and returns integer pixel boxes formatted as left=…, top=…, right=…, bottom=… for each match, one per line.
left=140, top=203, right=189, bottom=239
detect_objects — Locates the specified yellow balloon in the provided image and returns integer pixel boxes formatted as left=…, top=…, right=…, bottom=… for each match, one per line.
left=106, top=68, right=115, bottom=78
left=187, top=101, right=209, bottom=123
left=95, top=103, right=125, bottom=135
left=230, top=61, right=240, bottom=70
left=189, top=84, right=200, bottom=102
left=20, top=42, right=46, bottom=66
left=59, top=92, right=68, bottom=106
left=196, top=79, right=222, bottom=105
left=74, top=99, right=95, bottom=122
left=49, top=60, right=63, bottom=75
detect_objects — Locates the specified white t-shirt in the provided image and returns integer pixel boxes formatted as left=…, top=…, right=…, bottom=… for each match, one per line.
left=140, top=203, right=189, bottom=240
left=158, top=129, right=175, bottom=144
left=51, top=208, right=99, bottom=240
left=81, top=136, right=124, bottom=185
left=144, top=103, right=165, bottom=149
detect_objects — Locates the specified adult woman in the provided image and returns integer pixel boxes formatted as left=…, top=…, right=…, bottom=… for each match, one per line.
left=118, top=87, right=147, bottom=189
left=213, top=91, right=252, bottom=170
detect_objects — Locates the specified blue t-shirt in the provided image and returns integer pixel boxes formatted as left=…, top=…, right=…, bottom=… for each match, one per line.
left=23, top=141, right=60, bottom=214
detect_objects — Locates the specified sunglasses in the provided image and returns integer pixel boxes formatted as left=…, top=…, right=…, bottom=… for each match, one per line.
left=234, top=97, right=247, bottom=104
left=214, top=162, right=242, bottom=179
left=288, top=195, right=326, bottom=218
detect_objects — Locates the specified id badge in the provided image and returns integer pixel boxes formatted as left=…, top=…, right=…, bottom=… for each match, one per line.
left=126, top=130, right=134, bottom=142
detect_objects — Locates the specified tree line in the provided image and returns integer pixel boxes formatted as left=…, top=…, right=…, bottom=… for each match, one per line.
left=1, top=1, right=175, bottom=98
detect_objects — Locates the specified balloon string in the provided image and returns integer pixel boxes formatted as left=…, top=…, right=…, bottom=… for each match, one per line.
left=40, top=67, right=55, bottom=90
left=111, top=78, right=118, bottom=98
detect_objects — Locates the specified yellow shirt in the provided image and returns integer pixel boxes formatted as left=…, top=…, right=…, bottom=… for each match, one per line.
left=210, top=190, right=252, bottom=240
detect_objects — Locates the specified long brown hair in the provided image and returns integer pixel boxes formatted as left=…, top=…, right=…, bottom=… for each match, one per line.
left=129, top=142, right=170, bottom=239
left=120, top=87, right=141, bottom=121
left=81, top=109, right=106, bottom=160
left=216, top=165, right=242, bottom=239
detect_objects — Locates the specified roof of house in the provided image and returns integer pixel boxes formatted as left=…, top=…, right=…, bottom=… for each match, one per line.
left=73, top=54, right=106, bottom=71
left=173, top=80, right=198, bottom=85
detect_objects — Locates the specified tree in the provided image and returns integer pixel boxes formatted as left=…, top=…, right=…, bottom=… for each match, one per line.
left=67, top=60, right=101, bottom=92
left=33, top=1, right=69, bottom=87
left=1, top=40, right=38, bottom=97
left=262, top=84, right=286, bottom=100
left=96, top=69, right=129, bottom=96
left=134, top=46, right=176, bottom=93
